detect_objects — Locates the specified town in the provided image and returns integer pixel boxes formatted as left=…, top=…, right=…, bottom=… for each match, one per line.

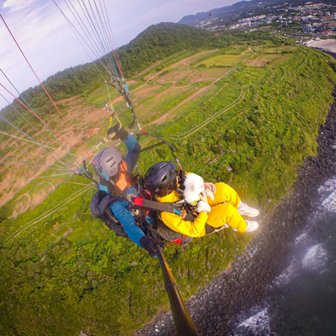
left=195, top=2, right=336, bottom=38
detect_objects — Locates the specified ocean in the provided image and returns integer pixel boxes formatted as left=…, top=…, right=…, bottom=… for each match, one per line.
left=231, top=177, right=336, bottom=336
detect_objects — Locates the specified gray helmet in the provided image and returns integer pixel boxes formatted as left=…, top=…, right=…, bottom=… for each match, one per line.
left=92, top=147, right=123, bottom=181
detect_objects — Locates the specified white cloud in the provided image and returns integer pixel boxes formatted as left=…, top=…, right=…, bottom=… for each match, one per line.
left=2, top=0, right=36, bottom=12
left=0, top=1, right=80, bottom=108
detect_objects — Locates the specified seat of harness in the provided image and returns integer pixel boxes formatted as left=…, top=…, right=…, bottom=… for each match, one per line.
left=90, top=191, right=128, bottom=237
left=90, top=190, right=195, bottom=243
left=90, top=190, right=118, bottom=218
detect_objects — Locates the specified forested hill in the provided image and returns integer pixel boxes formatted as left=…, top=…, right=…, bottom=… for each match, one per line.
left=179, top=0, right=335, bottom=26
left=0, top=23, right=214, bottom=120
left=119, top=22, right=214, bottom=76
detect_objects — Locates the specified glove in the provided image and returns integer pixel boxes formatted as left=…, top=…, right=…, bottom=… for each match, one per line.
left=107, top=122, right=128, bottom=141
left=196, top=191, right=211, bottom=213
left=140, top=236, right=165, bottom=257
left=196, top=200, right=211, bottom=213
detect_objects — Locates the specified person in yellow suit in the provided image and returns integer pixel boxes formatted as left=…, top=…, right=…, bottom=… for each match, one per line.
left=143, top=162, right=259, bottom=238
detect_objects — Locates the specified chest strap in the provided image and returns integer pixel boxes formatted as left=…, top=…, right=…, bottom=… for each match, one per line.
left=131, top=197, right=195, bottom=221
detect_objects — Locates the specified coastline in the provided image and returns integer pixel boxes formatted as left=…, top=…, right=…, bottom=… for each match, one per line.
left=137, top=59, right=336, bottom=335
left=305, top=38, right=336, bottom=53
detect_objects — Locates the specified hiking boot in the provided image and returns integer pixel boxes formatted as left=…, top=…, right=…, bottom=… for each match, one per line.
left=245, top=220, right=259, bottom=232
left=238, top=202, right=260, bottom=217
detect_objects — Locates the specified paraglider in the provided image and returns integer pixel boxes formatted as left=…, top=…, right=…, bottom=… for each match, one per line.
left=0, top=2, right=260, bottom=335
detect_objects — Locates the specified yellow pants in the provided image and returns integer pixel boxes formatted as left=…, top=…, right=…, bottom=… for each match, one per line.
left=206, top=183, right=247, bottom=232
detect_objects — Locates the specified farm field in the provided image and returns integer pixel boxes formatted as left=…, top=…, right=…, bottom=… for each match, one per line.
left=0, top=40, right=336, bottom=336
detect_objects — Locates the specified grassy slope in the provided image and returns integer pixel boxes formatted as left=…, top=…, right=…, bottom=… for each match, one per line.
left=0, top=42, right=335, bottom=336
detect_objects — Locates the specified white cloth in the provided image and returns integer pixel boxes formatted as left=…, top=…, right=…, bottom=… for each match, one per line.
left=183, top=173, right=212, bottom=213
left=183, top=173, right=205, bottom=203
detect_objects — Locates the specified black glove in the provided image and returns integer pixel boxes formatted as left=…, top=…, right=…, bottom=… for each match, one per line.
left=107, top=122, right=128, bottom=141
left=140, top=236, right=164, bottom=257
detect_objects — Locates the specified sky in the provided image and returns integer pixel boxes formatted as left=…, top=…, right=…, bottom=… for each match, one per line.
left=0, top=0, right=237, bottom=109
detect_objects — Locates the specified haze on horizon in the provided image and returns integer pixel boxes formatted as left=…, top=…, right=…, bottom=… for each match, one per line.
left=0, top=0, right=239, bottom=110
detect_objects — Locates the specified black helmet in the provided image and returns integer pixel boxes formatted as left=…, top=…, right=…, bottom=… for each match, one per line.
left=144, top=161, right=177, bottom=196
left=92, top=147, right=123, bottom=182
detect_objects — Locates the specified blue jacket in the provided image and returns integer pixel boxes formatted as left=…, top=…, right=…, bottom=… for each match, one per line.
left=98, top=134, right=145, bottom=247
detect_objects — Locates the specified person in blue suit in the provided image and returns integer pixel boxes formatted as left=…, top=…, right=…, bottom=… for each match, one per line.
left=91, top=123, right=162, bottom=256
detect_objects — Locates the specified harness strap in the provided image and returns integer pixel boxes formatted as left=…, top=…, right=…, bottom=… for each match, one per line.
left=100, top=178, right=126, bottom=198
left=132, top=197, right=182, bottom=215
left=132, top=197, right=196, bottom=221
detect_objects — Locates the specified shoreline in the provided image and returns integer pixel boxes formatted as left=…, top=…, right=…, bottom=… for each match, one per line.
left=137, top=60, right=336, bottom=335
left=305, top=38, right=336, bottom=53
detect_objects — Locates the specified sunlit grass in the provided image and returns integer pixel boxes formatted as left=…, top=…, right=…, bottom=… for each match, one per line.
left=1, top=41, right=336, bottom=336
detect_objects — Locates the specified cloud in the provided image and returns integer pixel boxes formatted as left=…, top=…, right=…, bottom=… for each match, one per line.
left=2, top=0, right=36, bottom=12
left=0, top=0, right=78, bottom=108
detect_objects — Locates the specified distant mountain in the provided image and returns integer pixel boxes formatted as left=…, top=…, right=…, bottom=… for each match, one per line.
left=179, top=0, right=278, bottom=26
left=178, top=0, right=335, bottom=26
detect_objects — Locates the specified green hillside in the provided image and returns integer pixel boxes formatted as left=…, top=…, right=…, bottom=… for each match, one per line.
left=119, top=22, right=215, bottom=76
left=0, top=23, right=214, bottom=125
left=0, top=25, right=336, bottom=336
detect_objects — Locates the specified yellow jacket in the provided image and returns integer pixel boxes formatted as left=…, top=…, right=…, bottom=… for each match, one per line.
left=156, top=182, right=248, bottom=235
left=156, top=190, right=208, bottom=237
